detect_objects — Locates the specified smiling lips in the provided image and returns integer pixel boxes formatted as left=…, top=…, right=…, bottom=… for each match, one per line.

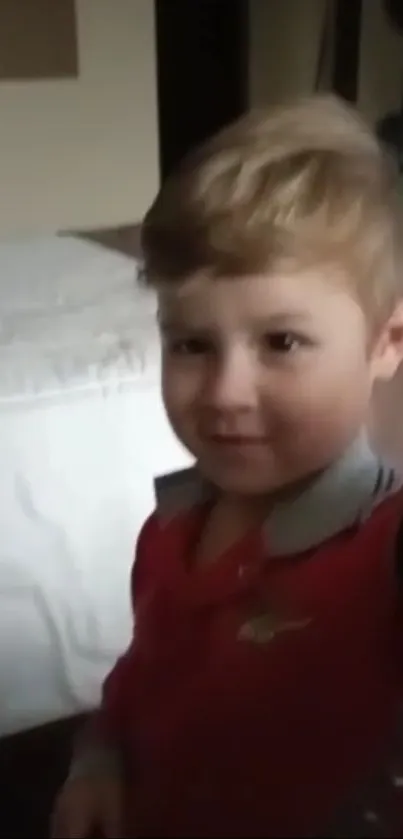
left=207, top=434, right=269, bottom=446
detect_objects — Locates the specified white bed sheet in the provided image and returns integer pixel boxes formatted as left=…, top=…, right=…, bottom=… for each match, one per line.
left=0, top=236, right=190, bottom=737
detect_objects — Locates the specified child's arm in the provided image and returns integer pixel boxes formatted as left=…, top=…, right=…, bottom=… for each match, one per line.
left=51, top=648, right=135, bottom=838
left=68, top=514, right=156, bottom=779
left=51, top=517, right=156, bottom=837
left=67, top=648, right=135, bottom=780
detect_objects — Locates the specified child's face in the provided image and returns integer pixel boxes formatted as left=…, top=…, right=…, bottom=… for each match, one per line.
left=158, top=270, right=403, bottom=495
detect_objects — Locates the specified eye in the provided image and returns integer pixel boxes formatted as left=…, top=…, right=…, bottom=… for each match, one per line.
left=167, top=337, right=212, bottom=356
left=263, top=331, right=303, bottom=354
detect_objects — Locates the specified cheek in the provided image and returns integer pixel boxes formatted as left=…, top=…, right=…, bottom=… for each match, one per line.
left=161, top=359, right=199, bottom=428
left=266, top=351, right=372, bottom=438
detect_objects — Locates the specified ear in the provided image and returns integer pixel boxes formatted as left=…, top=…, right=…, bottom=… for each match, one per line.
left=371, top=301, right=403, bottom=382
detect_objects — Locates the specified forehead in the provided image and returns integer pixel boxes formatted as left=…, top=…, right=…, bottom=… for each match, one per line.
left=157, top=270, right=363, bottom=327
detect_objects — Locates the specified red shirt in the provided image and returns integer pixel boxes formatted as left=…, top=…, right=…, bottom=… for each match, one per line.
left=99, top=444, right=403, bottom=837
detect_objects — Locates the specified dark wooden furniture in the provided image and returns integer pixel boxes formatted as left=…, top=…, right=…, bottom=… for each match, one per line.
left=0, top=714, right=88, bottom=838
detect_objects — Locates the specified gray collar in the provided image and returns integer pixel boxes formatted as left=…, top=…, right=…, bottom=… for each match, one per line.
left=154, top=434, right=401, bottom=556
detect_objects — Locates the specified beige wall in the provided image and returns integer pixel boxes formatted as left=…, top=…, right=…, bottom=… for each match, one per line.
left=2, top=0, right=402, bottom=239
left=249, top=0, right=403, bottom=124
left=0, top=0, right=159, bottom=237
left=249, top=0, right=328, bottom=109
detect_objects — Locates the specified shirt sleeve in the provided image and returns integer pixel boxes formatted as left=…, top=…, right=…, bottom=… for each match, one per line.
left=68, top=513, right=157, bottom=777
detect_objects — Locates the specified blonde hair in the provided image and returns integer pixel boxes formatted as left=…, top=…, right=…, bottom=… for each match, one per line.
left=141, top=95, right=403, bottom=326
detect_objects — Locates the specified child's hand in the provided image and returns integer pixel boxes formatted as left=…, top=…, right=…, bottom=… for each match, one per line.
left=50, top=774, right=124, bottom=838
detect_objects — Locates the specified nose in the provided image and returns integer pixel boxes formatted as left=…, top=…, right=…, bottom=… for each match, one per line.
left=202, top=347, right=259, bottom=412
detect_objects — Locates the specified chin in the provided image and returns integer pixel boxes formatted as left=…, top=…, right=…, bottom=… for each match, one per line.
left=199, top=462, right=284, bottom=496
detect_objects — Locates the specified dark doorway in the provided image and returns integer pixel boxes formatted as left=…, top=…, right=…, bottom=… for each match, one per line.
left=155, top=0, right=249, bottom=180
left=332, top=0, right=363, bottom=103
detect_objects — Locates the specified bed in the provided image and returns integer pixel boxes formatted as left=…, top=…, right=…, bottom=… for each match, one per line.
left=0, top=230, right=190, bottom=738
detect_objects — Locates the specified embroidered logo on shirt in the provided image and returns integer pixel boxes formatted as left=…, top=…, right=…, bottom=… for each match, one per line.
left=238, top=609, right=312, bottom=644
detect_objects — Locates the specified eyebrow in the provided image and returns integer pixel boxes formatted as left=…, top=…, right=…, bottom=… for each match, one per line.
left=253, top=312, right=312, bottom=329
left=158, top=314, right=186, bottom=331
left=158, top=312, right=312, bottom=333
left=157, top=309, right=206, bottom=328
left=158, top=318, right=214, bottom=338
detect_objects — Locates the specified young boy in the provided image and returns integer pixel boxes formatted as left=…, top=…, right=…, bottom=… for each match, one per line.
left=52, top=95, right=403, bottom=838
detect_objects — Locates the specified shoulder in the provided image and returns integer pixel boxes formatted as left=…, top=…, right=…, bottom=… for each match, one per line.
left=370, top=469, right=402, bottom=516
left=154, top=464, right=209, bottom=520
left=135, top=466, right=199, bottom=547
left=360, top=471, right=403, bottom=555
left=130, top=465, right=205, bottom=597
left=127, top=513, right=159, bottom=606
left=358, top=471, right=403, bottom=584
left=358, top=461, right=403, bottom=531
left=131, top=512, right=160, bottom=594
left=368, top=460, right=402, bottom=510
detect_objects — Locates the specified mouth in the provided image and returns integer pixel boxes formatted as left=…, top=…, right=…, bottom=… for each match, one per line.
left=207, top=434, right=269, bottom=446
